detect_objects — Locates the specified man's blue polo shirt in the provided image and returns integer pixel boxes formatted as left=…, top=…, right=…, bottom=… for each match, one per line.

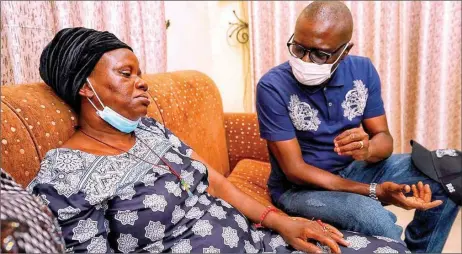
left=256, top=55, right=385, bottom=201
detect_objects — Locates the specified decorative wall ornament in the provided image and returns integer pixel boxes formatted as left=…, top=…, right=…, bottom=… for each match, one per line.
left=227, top=10, right=249, bottom=44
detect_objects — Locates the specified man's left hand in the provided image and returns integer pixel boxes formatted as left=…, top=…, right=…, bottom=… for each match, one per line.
left=334, top=127, right=370, bottom=161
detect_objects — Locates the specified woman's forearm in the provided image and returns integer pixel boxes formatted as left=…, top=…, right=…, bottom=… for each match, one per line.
left=211, top=171, right=284, bottom=228
left=191, top=152, right=284, bottom=229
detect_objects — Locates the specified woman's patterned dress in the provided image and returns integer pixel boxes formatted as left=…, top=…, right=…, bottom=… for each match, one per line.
left=28, top=117, right=408, bottom=253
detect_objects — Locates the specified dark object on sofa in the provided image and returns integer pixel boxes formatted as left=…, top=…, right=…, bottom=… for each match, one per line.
left=1, top=168, right=65, bottom=253
left=411, top=140, right=462, bottom=205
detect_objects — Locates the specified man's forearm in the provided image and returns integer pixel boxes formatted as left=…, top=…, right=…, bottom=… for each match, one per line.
left=366, top=131, right=393, bottom=163
left=286, top=162, right=371, bottom=196
left=286, top=132, right=392, bottom=195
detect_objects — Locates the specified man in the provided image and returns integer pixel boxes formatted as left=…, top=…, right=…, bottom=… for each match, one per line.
left=255, top=1, right=459, bottom=253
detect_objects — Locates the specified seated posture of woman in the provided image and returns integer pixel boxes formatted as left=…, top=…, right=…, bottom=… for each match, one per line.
left=28, top=27, right=409, bottom=253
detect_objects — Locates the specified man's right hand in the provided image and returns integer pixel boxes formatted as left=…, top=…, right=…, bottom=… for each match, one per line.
left=376, top=181, right=443, bottom=210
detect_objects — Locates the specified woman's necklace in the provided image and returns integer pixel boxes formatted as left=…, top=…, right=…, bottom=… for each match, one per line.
left=80, top=130, right=193, bottom=197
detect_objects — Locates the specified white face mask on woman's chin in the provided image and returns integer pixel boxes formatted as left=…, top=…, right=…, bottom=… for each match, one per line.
left=289, top=43, right=349, bottom=86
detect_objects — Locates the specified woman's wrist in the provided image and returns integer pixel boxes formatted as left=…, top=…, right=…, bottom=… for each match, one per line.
left=254, top=206, right=278, bottom=228
left=261, top=211, right=285, bottom=231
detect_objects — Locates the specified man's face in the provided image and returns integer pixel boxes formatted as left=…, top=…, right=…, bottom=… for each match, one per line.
left=292, top=16, right=352, bottom=65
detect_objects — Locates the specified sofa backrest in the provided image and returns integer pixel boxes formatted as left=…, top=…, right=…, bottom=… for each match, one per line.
left=142, top=71, right=230, bottom=176
left=1, top=71, right=230, bottom=187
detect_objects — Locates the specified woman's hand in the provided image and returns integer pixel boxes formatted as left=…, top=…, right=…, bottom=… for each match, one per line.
left=273, top=215, right=349, bottom=253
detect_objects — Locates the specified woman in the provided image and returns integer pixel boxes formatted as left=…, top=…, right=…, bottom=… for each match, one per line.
left=28, top=27, right=409, bottom=253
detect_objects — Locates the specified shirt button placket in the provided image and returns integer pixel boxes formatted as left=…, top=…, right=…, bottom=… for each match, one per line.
left=327, top=100, right=335, bottom=122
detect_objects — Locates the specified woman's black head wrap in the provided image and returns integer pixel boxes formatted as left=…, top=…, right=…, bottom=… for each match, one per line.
left=39, top=27, right=132, bottom=112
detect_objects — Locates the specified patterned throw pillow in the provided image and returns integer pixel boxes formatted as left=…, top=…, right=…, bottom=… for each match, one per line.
left=1, top=168, right=64, bottom=253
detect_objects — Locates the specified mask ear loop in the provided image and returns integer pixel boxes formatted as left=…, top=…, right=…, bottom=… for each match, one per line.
left=85, top=78, right=106, bottom=111
left=330, top=43, right=350, bottom=73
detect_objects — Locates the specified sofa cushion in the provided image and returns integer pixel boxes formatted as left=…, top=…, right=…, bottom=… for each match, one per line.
left=1, top=101, right=41, bottom=186
left=1, top=83, right=78, bottom=161
left=227, top=159, right=284, bottom=214
left=142, top=71, right=230, bottom=176
left=224, top=113, right=269, bottom=170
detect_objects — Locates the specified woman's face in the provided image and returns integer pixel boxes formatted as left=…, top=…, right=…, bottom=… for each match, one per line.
left=84, top=48, right=150, bottom=121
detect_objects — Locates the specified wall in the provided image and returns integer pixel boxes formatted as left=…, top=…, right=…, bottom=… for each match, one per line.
left=165, top=1, right=249, bottom=112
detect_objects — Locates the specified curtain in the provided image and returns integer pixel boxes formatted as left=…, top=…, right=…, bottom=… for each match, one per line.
left=248, top=1, right=461, bottom=152
left=1, top=1, right=167, bottom=86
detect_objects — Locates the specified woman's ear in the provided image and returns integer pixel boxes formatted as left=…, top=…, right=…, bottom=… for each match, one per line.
left=78, top=82, right=94, bottom=99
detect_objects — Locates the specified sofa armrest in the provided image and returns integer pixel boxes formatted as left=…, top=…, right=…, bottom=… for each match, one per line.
left=224, top=113, right=269, bottom=171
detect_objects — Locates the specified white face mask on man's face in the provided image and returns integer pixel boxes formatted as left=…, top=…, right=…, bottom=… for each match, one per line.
left=289, top=43, right=349, bottom=86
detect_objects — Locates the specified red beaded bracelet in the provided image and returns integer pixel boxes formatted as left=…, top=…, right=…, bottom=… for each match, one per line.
left=254, top=206, right=278, bottom=228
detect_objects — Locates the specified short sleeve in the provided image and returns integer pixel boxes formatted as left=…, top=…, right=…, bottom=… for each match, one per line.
left=256, top=81, right=296, bottom=141
left=141, top=117, right=193, bottom=157
left=363, top=59, right=385, bottom=119
left=27, top=155, right=111, bottom=253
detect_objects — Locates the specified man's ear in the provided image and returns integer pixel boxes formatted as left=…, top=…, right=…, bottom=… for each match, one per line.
left=344, top=42, right=354, bottom=55
left=340, top=42, right=354, bottom=61
left=78, top=82, right=94, bottom=99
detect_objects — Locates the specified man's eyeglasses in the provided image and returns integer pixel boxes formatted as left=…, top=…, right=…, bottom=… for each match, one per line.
left=287, top=34, right=347, bottom=64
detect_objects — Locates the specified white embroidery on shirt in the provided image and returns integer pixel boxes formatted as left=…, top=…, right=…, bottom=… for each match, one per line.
left=288, top=95, right=321, bottom=131
left=342, top=80, right=368, bottom=121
